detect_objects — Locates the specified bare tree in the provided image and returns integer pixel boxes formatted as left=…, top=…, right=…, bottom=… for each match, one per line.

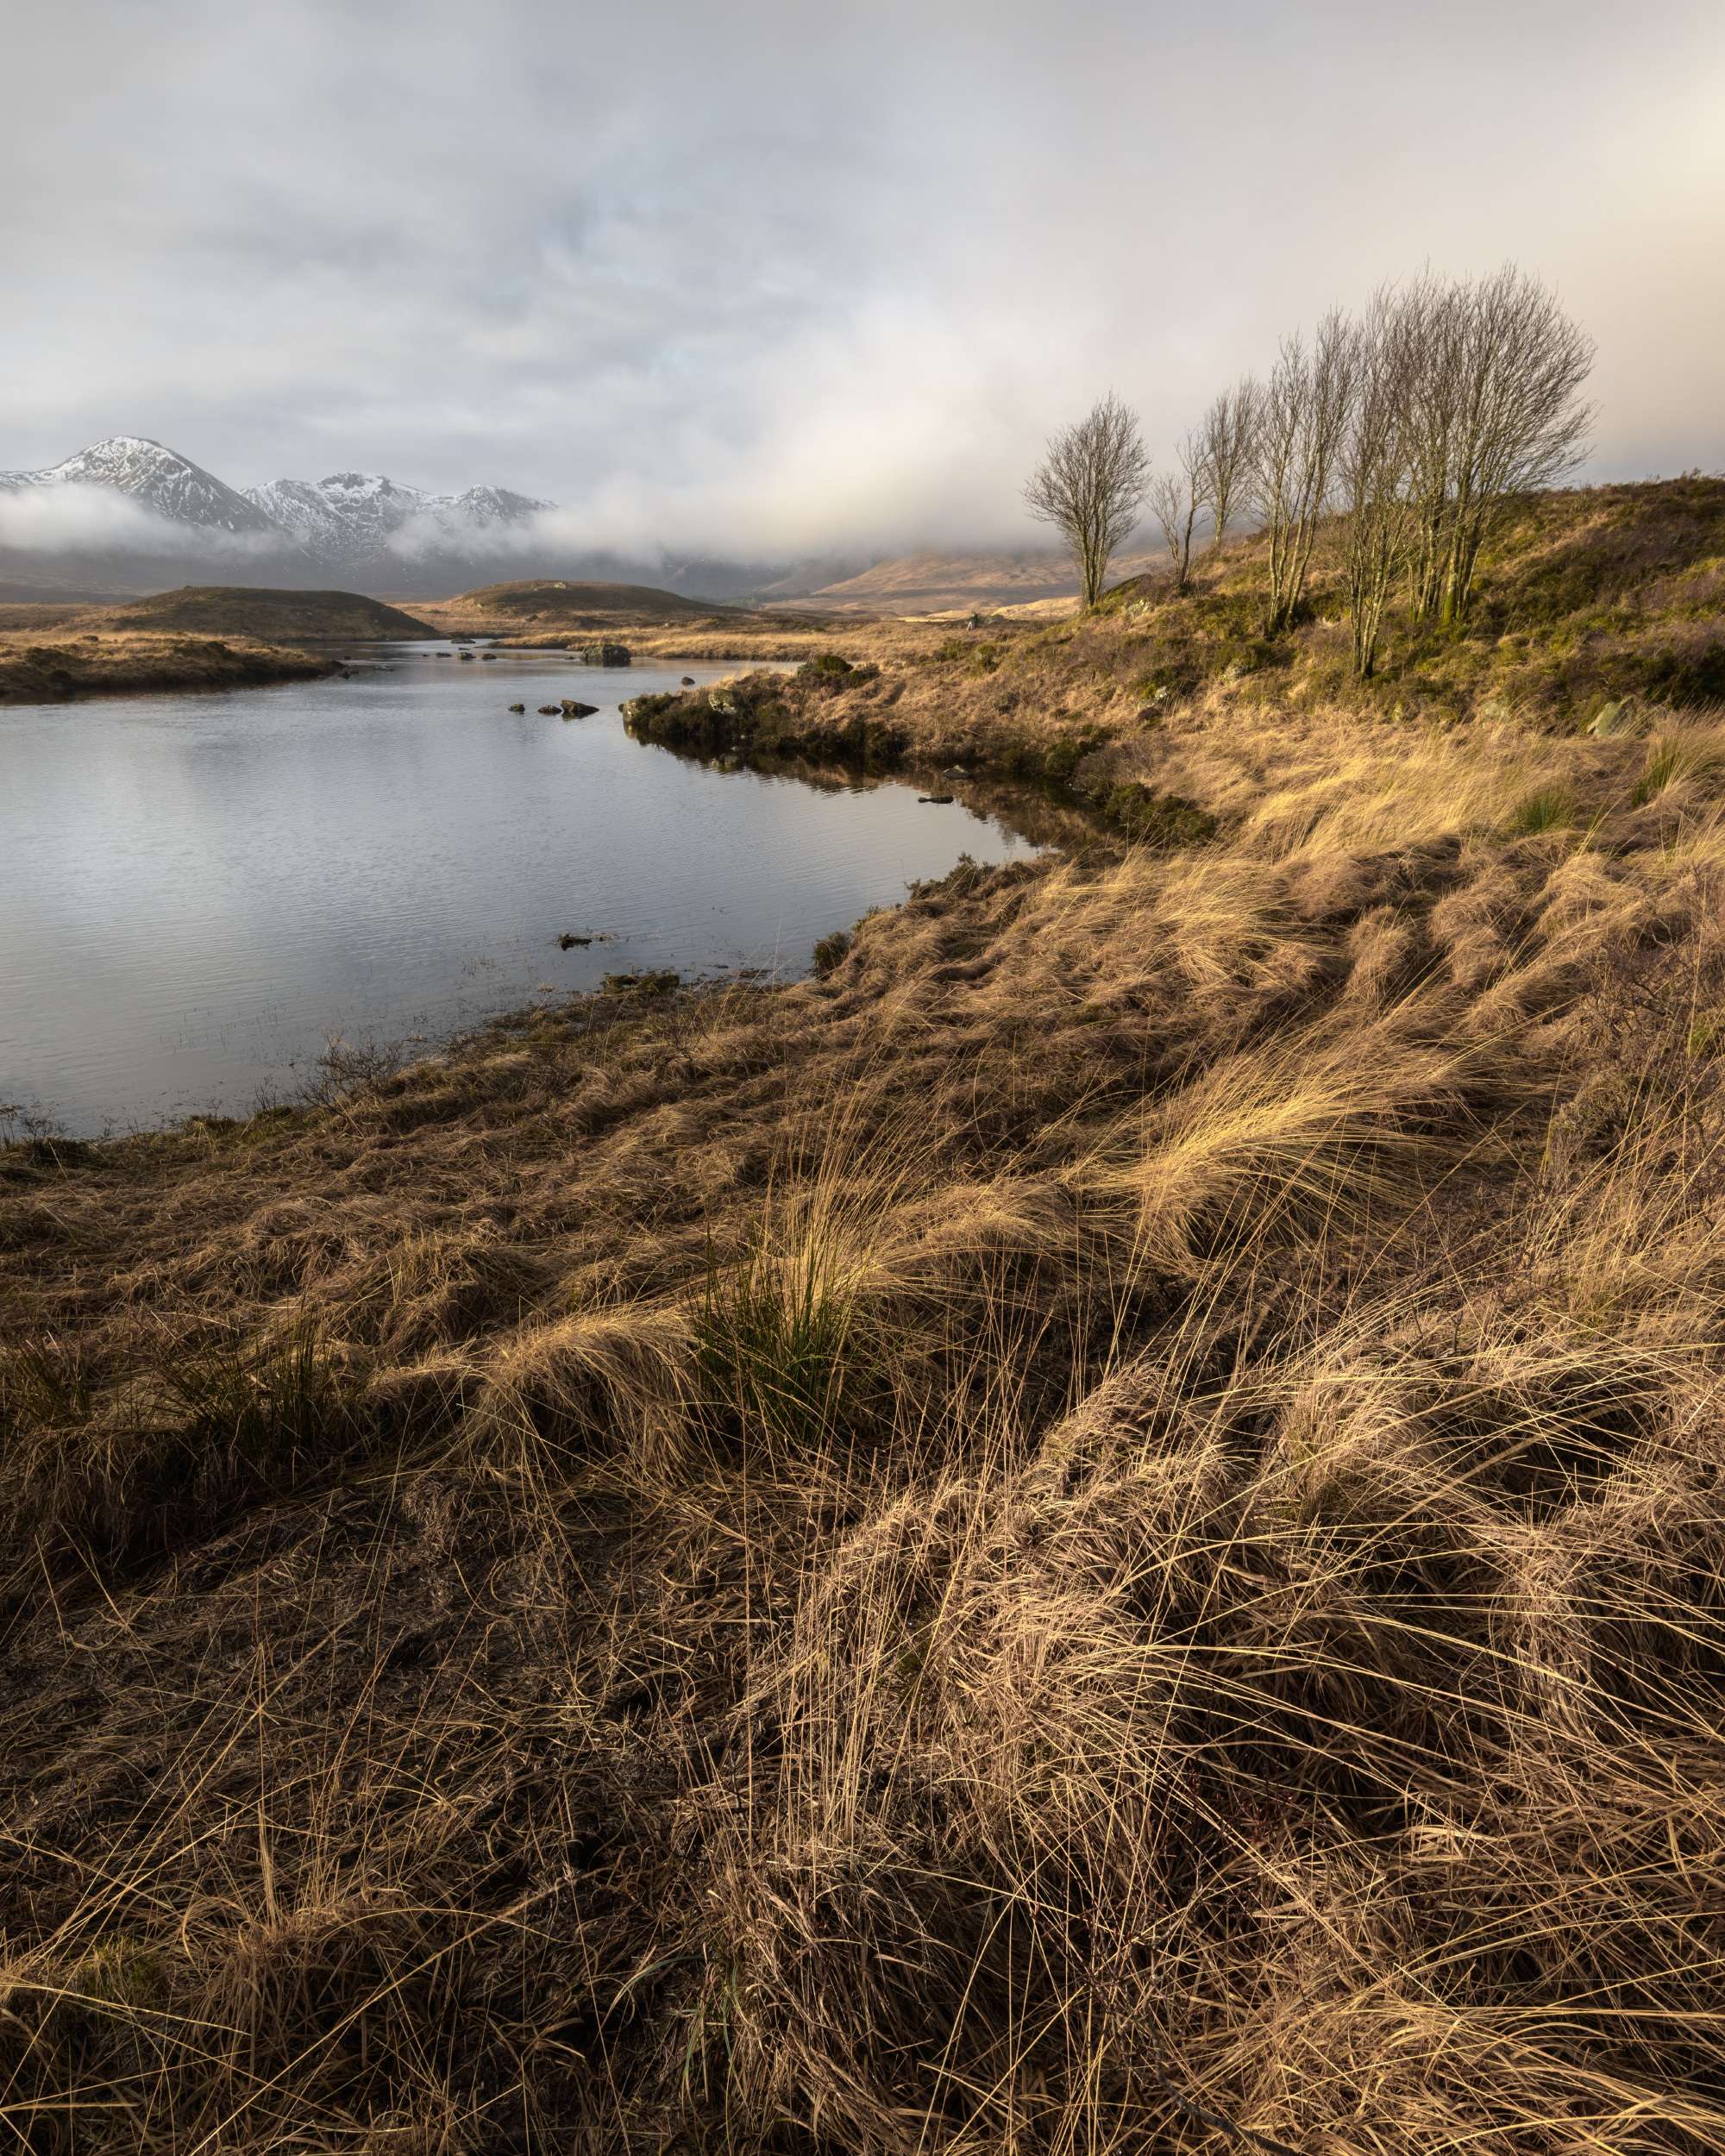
left=1195, top=379, right=1258, bottom=556
left=1248, top=310, right=1357, bottom=635
left=1392, top=266, right=1593, bottom=626
left=1396, top=271, right=1467, bottom=622
left=1439, top=265, right=1593, bottom=624
left=1024, top=392, right=1151, bottom=609
left=1151, top=432, right=1203, bottom=592
left=1339, top=291, right=1417, bottom=677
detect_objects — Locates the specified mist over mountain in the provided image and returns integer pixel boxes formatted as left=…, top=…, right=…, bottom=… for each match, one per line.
left=0, top=436, right=824, bottom=600
left=0, top=432, right=920, bottom=605
left=243, top=471, right=554, bottom=569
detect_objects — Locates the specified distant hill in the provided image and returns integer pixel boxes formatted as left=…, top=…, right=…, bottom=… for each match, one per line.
left=97, top=586, right=436, bottom=641
left=782, top=547, right=1165, bottom=615
left=423, top=580, right=751, bottom=632
left=455, top=579, right=745, bottom=621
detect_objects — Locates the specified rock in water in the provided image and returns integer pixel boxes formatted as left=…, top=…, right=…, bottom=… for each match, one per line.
left=560, top=699, right=599, bottom=718
left=579, top=641, right=630, bottom=667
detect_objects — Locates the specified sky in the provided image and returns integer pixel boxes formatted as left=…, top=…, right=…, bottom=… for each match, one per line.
left=3, top=0, right=1722, bottom=559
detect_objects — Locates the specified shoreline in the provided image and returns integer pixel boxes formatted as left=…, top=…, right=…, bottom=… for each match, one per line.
left=0, top=633, right=345, bottom=705
left=8, top=693, right=1725, bottom=2145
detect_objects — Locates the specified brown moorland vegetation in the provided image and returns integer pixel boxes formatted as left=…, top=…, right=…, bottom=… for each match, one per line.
left=0, top=588, right=438, bottom=702
left=624, top=477, right=1725, bottom=779
left=4, top=479, right=1725, bottom=2151
left=412, top=580, right=821, bottom=660
left=0, top=629, right=342, bottom=705
left=91, top=587, right=436, bottom=642
left=413, top=580, right=978, bottom=664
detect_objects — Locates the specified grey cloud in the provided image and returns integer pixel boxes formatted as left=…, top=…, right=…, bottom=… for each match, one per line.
left=3, top=0, right=1722, bottom=561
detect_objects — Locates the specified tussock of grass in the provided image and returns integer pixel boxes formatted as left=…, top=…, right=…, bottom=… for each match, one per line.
left=8, top=663, right=1725, bottom=2146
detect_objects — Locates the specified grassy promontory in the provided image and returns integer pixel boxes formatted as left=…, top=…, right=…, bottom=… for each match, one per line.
left=0, top=628, right=343, bottom=703
left=4, top=479, right=1725, bottom=2150
left=0, top=587, right=435, bottom=703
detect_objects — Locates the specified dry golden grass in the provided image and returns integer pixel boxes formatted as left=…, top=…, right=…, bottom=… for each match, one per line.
left=7, top=668, right=1725, bottom=2145
left=0, top=627, right=341, bottom=704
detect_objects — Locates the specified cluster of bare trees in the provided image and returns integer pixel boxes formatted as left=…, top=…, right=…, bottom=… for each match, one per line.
left=1025, top=266, right=1594, bottom=677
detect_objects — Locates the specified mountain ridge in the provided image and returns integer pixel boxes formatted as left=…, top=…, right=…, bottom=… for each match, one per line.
left=0, top=436, right=554, bottom=581
left=0, top=436, right=286, bottom=539
left=0, top=436, right=1126, bottom=611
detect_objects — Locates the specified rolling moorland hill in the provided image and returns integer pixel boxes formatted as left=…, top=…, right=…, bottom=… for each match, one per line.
left=3, top=474, right=1725, bottom=2149
left=0, top=586, right=434, bottom=699
left=418, top=577, right=752, bottom=633
left=413, top=578, right=851, bottom=660
left=97, top=585, right=436, bottom=641
left=774, top=542, right=1166, bottom=614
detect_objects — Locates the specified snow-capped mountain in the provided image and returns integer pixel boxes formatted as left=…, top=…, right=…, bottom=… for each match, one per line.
left=0, top=435, right=810, bottom=600
left=245, top=471, right=552, bottom=565
left=0, top=436, right=283, bottom=537
left=0, top=437, right=555, bottom=584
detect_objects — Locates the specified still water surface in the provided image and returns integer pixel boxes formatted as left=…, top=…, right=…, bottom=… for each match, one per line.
left=1, top=645, right=1038, bottom=1135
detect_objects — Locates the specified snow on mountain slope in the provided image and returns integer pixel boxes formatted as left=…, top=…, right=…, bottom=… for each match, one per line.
left=245, top=471, right=553, bottom=563
left=0, top=438, right=555, bottom=575
left=0, top=436, right=283, bottom=536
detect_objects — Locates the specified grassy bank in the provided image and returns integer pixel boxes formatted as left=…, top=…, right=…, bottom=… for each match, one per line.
left=4, top=481, right=1725, bottom=2149
left=0, top=586, right=443, bottom=702
left=626, top=476, right=1725, bottom=768
left=0, top=628, right=344, bottom=704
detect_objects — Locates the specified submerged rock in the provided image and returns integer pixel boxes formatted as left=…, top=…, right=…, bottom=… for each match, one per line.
left=508, top=702, right=526, bottom=713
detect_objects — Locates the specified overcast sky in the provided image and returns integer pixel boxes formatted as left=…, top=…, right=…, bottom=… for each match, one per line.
left=4, top=0, right=1722, bottom=555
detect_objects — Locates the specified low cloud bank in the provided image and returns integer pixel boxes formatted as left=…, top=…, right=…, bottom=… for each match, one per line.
left=0, top=484, right=284, bottom=560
